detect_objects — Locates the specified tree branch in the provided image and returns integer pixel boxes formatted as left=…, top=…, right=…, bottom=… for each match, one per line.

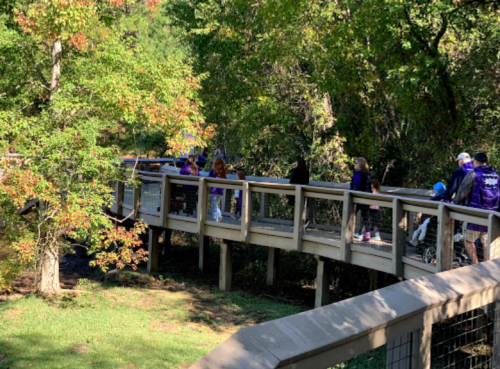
left=432, top=13, right=448, bottom=52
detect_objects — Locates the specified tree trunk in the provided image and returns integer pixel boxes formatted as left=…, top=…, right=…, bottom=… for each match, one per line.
left=49, top=38, right=62, bottom=101
left=36, top=245, right=61, bottom=296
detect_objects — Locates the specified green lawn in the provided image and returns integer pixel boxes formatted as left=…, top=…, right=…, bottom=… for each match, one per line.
left=0, top=278, right=305, bottom=369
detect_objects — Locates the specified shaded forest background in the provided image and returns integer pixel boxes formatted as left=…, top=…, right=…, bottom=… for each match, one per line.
left=138, top=0, right=500, bottom=189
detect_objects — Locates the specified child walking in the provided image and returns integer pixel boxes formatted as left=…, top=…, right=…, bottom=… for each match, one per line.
left=208, top=158, right=227, bottom=222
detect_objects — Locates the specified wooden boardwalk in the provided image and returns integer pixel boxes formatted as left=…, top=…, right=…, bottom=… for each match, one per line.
left=111, top=163, right=500, bottom=307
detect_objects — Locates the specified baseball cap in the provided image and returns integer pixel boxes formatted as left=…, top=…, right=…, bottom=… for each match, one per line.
left=455, top=152, right=470, bottom=161
left=474, top=152, right=488, bottom=163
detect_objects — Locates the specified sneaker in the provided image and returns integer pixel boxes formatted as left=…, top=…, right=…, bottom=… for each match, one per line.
left=362, top=232, right=371, bottom=242
left=230, top=214, right=237, bottom=219
left=354, top=233, right=363, bottom=239
left=218, top=216, right=223, bottom=222
left=371, top=236, right=381, bottom=241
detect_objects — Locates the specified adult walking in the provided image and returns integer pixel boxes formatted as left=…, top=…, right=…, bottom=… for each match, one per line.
left=208, top=158, right=227, bottom=222
left=442, top=152, right=474, bottom=202
left=351, top=157, right=373, bottom=242
left=179, top=155, right=199, bottom=216
left=454, top=152, right=500, bottom=264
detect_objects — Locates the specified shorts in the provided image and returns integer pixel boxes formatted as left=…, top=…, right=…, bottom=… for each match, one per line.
left=465, top=229, right=488, bottom=245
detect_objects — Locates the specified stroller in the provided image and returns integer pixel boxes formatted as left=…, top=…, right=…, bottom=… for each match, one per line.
left=407, top=215, right=470, bottom=266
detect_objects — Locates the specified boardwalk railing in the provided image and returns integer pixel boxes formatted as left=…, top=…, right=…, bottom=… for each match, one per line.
left=110, top=166, right=500, bottom=285
left=190, top=259, right=500, bottom=369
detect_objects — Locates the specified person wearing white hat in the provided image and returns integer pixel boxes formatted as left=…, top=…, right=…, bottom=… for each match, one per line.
left=442, top=152, right=474, bottom=202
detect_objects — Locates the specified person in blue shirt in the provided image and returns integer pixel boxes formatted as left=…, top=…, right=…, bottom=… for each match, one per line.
left=351, top=157, right=373, bottom=241
left=442, top=152, right=474, bottom=203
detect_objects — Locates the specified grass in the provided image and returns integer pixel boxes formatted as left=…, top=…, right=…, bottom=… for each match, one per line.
left=0, top=278, right=305, bottom=369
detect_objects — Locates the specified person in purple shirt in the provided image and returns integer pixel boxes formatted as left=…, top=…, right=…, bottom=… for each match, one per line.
left=208, top=157, right=227, bottom=222
left=179, top=155, right=199, bottom=216
left=454, top=152, right=500, bottom=264
left=351, top=157, right=373, bottom=242
left=442, top=152, right=474, bottom=203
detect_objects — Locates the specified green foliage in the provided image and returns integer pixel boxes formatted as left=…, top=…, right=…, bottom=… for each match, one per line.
left=169, top=0, right=500, bottom=186
left=0, top=0, right=210, bottom=292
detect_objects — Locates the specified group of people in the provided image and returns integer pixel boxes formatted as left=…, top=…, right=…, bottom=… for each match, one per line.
left=179, top=150, right=500, bottom=264
left=179, top=154, right=245, bottom=222
left=350, top=152, right=500, bottom=264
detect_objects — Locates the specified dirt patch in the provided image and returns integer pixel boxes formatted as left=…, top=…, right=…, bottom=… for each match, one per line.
left=70, top=343, right=91, bottom=353
left=5, top=307, right=24, bottom=318
left=150, top=319, right=178, bottom=333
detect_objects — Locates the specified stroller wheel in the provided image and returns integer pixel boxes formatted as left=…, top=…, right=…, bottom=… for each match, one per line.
left=423, top=246, right=437, bottom=264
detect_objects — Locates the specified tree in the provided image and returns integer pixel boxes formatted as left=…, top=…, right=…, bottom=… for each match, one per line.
left=0, top=0, right=212, bottom=295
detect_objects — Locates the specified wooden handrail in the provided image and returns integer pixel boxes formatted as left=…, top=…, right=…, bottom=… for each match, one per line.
left=189, top=259, right=500, bottom=369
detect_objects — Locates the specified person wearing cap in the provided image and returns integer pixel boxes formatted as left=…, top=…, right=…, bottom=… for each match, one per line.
left=454, top=152, right=500, bottom=264
left=442, top=153, right=474, bottom=203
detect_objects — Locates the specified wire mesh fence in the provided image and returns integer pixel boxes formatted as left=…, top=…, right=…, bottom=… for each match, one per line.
left=205, top=185, right=225, bottom=223
left=431, top=305, right=494, bottom=369
left=405, top=211, right=440, bottom=266
left=353, top=204, right=393, bottom=252
left=304, top=197, right=343, bottom=242
left=123, top=185, right=134, bottom=207
left=140, top=180, right=161, bottom=213
left=251, top=191, right=294, bottom=234
left=169, top=182, right=198, bottom=218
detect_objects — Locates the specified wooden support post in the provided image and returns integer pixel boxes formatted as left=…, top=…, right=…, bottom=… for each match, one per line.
left=314, top=255, right=330, bottom=308
left=160, top=175, right=170, bottom=228
left=219, top=240, right=233, bottom=292
left=437, top=204, right=453, bottom=272
left=147, top=227, right=161, bottom=273
left=487, top=213, right=500, bottom=260
left=392, top=198, right=406, bottom=278
left=197, top=178, right=209, bottom=272
left=266, top=247, right=280, bottom=286
left=293, top=186, right=305, bottom=251
left=260, top=192, right=270, bottom=218
left=241, top=182, right=251, bottom=244
left=413, top=325, right=432, bottom=369
left=161, top=229, right=172, bottom=256
left=341, top=191, right=355, bottom=263
left=116, top=180, right=124, bottom=215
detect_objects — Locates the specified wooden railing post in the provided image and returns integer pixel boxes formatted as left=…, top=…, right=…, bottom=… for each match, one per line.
left=392, top=198, right=406, bottom=278
left=133, top=180, right=142, bottom=220
left=240, top=182, right=251, bottom=244
left=116, top=180, right=124, bottom=215
left=488, top=213, right=500, bottom=260
left=197, top=178, right=209, bottom=272
left=437, top=204, right=453, bottom=272
left=293, top=186, right=305, bottom=251
left=413, top=325, right=432, bottom=369
left=160, top=175, right=170, bottom=228
left=341, top=191, right=354, bottom=263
